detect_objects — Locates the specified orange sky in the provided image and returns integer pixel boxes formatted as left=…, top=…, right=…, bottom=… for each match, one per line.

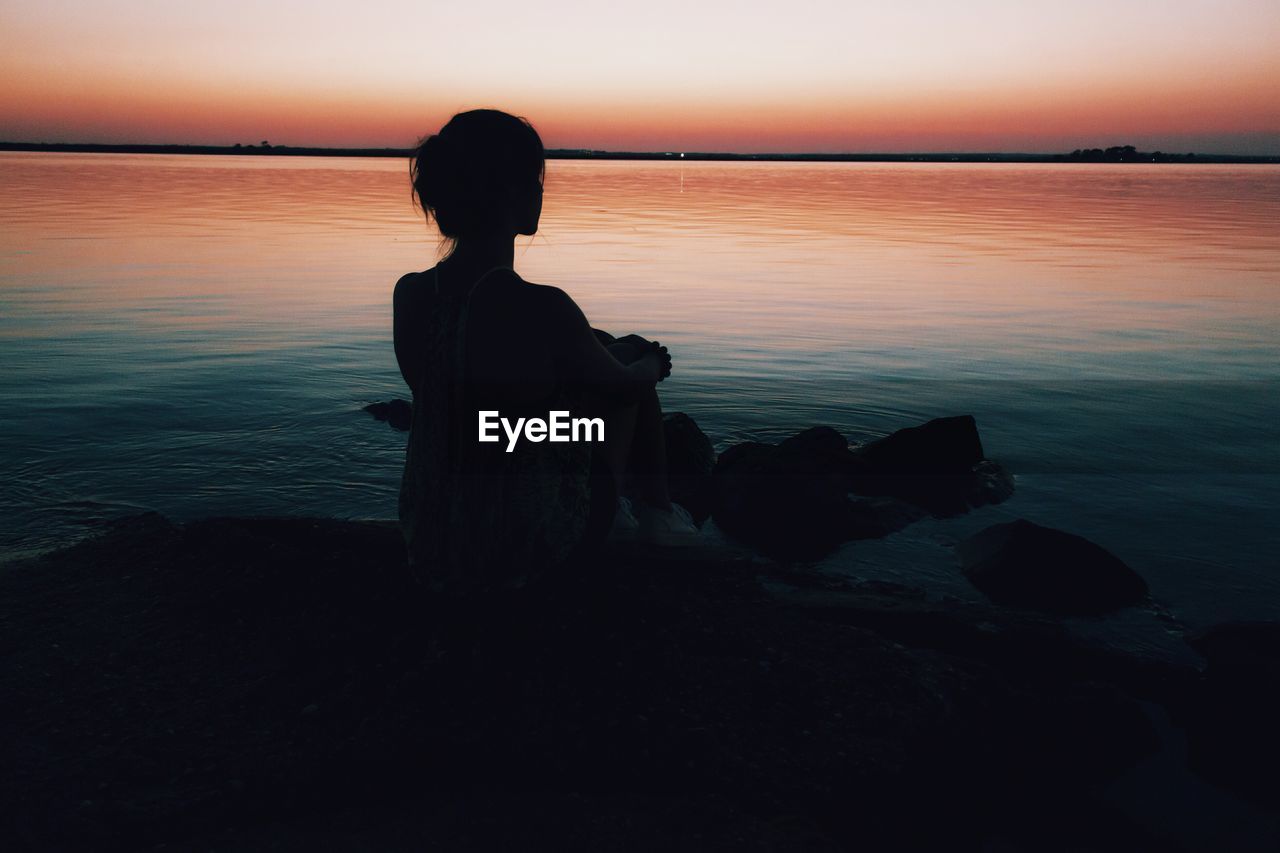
left=2, top=1, right=1278, bottom=153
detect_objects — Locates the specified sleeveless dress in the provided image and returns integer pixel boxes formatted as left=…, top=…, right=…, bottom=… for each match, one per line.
left=398, top=266, right=595, bottom=591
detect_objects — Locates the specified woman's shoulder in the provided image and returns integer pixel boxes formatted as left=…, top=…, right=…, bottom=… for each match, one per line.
left=394, top=267, right=433, bottom=295
left=511, top=277, right=581, bottom=318
left=393, top=267, right=439, bottom=317
left=517, top=276, right=566, bottom=303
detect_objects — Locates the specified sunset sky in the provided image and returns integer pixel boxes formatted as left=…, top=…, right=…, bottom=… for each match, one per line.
left=2, top=0, right=1278, bottom=153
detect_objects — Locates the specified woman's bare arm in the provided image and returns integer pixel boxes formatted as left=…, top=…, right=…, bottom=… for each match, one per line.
left=393, top=273, right=424, bottom=393
left=544, top=287, right=662, bottom=397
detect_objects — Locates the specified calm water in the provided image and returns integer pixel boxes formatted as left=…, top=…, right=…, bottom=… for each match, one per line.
left=2, top=153, right=1278, bottom=638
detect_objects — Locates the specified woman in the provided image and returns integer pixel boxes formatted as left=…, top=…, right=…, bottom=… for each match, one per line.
left=394, top=109, right=698, bottom=591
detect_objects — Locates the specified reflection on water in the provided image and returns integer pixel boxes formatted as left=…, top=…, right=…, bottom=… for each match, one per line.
left=1, top=153, right=1278, bottom=631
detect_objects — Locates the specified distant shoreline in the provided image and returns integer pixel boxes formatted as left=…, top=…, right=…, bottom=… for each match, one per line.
left=2, top=141, right=1277, bottom=164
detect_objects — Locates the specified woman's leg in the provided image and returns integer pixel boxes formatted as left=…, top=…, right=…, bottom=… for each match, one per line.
left=626, top=382, right=673, bottom=512
left=593, top=339, right=673, bottom=512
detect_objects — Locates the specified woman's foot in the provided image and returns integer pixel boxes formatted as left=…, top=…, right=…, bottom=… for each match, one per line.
left=607, top=496, right=640, bottom=542
left=634, top=501, right=700, bottom=545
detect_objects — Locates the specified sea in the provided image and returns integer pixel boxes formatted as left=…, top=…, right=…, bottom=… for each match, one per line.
left=2, top=152, right=1278, bottom=648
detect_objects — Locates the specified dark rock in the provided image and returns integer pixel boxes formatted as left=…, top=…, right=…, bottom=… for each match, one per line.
left=662, top=412, right=715, bottom=523
left=363, top=399, right=411, bottom=432
left=958, top=519, right=1148, bottom=615
left=848, top=415, right=989, bottom=514
left=711, top=418, right=1010, bottom=560
left=1187, top=621, right=1280, bottom=665
left=967, top=459, right=1016, bottom=507
left=712, top=429, right=921, bottom=560
left=1184, top=622, right=1280, bottom=804
left=845, top=496, right=927, bottom=540
left=854, top=415, right=985, bottom=471
left=780, top=425, right=851, bottom=458
left=711, top=434, right=856, bottom=560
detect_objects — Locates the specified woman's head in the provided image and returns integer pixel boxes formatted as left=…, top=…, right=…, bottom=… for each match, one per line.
left=411, top=109, right=544, bottom=252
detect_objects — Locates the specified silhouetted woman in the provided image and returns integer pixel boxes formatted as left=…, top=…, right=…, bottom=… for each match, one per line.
left=395, top=109, right=697, bottom=591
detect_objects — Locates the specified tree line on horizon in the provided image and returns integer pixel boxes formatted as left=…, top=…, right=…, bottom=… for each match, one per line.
left=1066, top=145, right=1199, bottom=162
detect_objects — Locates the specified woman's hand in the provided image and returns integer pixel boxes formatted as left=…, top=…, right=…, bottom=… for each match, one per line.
left=614, top=333, right=653, bottom=350
left=646, top=341, right=672, bottom=382
left=611, top=333, right=672, bottom=381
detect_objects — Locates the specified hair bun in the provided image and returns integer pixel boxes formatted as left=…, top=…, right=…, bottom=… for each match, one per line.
left=414, top=134, right=456, bottom=209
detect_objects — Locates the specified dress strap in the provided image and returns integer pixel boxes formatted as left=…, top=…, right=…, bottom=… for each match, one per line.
left=454, top=264, right=516, bottom=399
left=432, top=264, right=512, bottom=297
left=461, top=265, right=514, bottom=312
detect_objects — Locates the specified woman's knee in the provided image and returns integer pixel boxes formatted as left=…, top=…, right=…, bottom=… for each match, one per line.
left=606, top=341, right=643, bottom=365
left=582, top=390, right=638, bottom=420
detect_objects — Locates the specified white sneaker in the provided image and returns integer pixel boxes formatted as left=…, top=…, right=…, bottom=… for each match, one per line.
left=607, top=496, right=640, bottom=542
left=635, top=501, right=700, bottom=546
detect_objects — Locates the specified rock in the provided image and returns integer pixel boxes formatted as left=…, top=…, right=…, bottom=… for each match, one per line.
left=711, top=434, right=854, bottom=560
left=958, top=520, right=1148, bottom=615
left=1187, top=621, right=1280, bottom=664
left=711, top=428, right=920, bottom=560
left=854, top=415, right=985, bottom=471
left=967, top=459, right=1016, bottom=508
left=845, top=496, right=927, bottom=540
left=662, top=412, right=715, bottom=523
left=780, top=425, right=852, bottom=459
left=848, top=415, right=991, bottom=515
left=363, top=399, right=411, bottom=432
left=711, top=417, right=1010, bottom=560
left=1184, top=622, right=1280, bottom=804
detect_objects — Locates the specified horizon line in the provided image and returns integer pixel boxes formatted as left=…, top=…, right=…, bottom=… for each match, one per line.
left=2, top=140, right=1278, bottom=164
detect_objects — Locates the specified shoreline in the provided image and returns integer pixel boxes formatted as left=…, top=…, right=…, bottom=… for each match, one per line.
left=3, top=141, right=1278, bottom=164
left=3, top=512, right=1277, bottom=849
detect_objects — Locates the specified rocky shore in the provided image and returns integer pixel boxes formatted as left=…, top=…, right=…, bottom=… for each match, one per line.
left=3, top=412, right=1278, bottom=850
